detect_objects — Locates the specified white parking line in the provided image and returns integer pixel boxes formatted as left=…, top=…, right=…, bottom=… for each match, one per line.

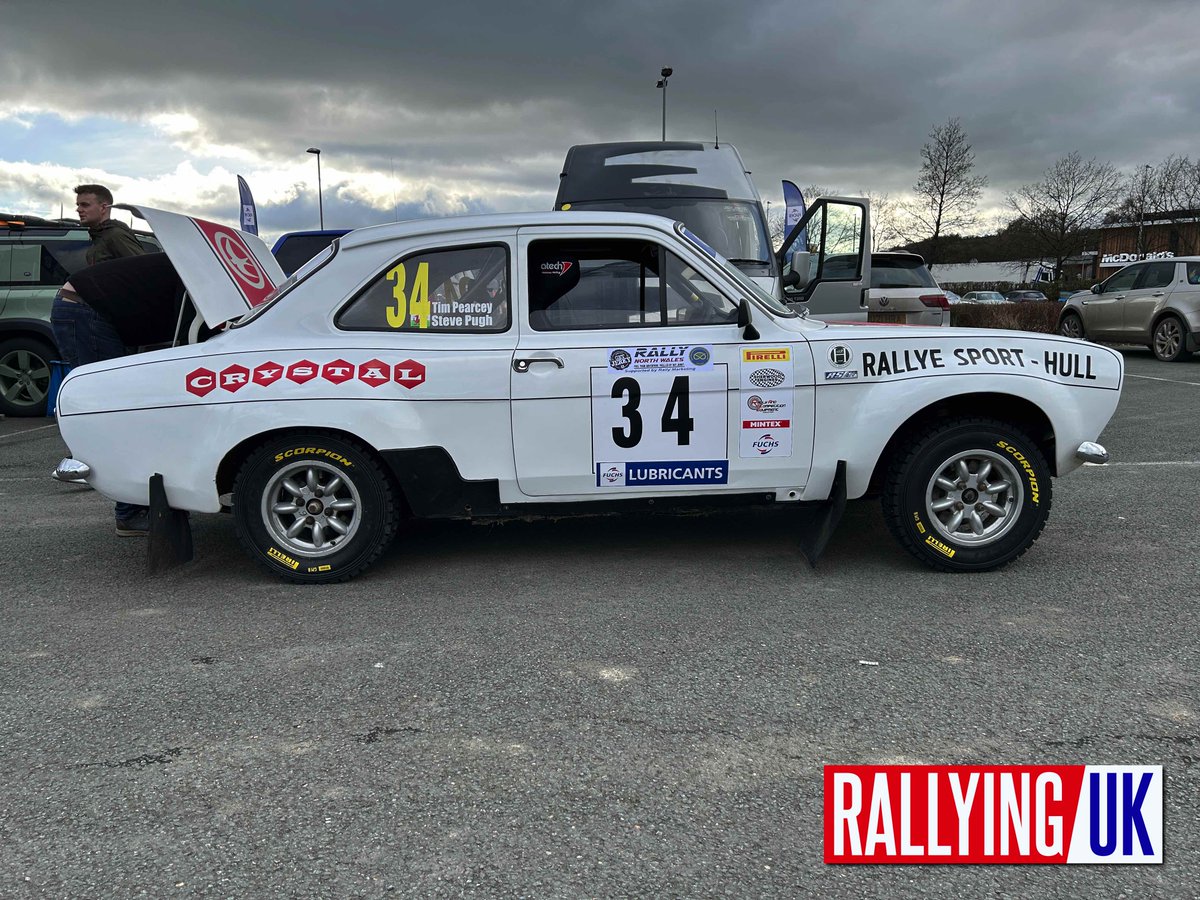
left=1127, top=373, right=1200, bottom=387
left=0, top=424, right=57, bottom=440
left=1084, top=461, right=1200, bottom=467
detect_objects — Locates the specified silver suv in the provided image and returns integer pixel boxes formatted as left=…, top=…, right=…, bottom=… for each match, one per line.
left=1058, top=258, right=1200, bottom=362
left=0, top=215, right=160, bottom=415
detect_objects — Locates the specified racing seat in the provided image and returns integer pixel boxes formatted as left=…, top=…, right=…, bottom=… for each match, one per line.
left=527, top=253, right=581, bottom=329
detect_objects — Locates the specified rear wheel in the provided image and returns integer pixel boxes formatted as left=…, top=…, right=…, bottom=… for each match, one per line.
left=1151, top=314, right=1189, bottom=362
left=233, top=433, right=400, bottom=583
left=0, top=336, right=54, bottom=417
left=1058, top=311, right=1085, bottom=341
left=882, top=418, right=1052, bottom=572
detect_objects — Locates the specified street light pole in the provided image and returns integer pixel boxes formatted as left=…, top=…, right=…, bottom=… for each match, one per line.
left=655, top=67, right=673, bottom=141
left=306, top=147, right=324, bottom=230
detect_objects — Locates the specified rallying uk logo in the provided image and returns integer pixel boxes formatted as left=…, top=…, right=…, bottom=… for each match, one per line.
left=824, top=765, right=1162, bottom=864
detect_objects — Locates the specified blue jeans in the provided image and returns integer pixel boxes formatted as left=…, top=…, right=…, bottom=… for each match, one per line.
left=50, top=291, right=127, bottom=366
left=50, top=291, right=142, bottom=521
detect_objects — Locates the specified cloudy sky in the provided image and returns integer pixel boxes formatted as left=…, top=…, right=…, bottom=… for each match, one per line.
left=1, top=0, right=1196, bottom=243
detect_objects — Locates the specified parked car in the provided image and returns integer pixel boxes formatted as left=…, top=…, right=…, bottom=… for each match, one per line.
left=943, top=289, right=963, bottom=305
left=1058, top=257, right=1200, bottom=361
left=961, top=291, right=1009, bottom=305
left=271, top=229, right=351, bottom=276
left=1005, top=290, right=1049, bottom=303
left=864, top=252, right=951, bottom=326
left=54, top=205, right=1121, bottom=582
left=0, top=214, right=161, bottom=416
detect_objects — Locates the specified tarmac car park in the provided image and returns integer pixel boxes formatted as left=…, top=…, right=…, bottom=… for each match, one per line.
left=54, top=205, right=1122, bottom=583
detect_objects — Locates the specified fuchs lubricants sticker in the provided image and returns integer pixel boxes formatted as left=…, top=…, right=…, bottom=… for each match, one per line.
left=607, top=345, right=713, bottom=373
left=595, top=461, right=728, bottom=487
left=191, top=217, right=277, bottom=307
left=824, top=765, right=1162, bottom=864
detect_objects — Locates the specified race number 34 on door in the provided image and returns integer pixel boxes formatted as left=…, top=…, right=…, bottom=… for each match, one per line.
left=592, top=345, right=728, bottom=487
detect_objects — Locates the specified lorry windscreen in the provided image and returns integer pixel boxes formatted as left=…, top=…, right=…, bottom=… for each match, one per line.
left=567, top=199, right=770, bottom=267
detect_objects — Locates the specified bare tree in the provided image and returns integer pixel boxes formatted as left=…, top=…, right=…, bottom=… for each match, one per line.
left=1006, top=152, right=1124, bottom=282
left=901, top=118, right=987, bottom=269
left=862, top=190, right=902, bottom=251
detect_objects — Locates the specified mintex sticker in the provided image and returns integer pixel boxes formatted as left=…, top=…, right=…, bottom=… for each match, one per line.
left=607, top=345, right=713, bottom=373
left=596, top=460, right=728, bottom=487
left=740, top=347, right=793, bottom=458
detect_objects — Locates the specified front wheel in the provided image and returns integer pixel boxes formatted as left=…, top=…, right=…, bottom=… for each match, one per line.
left=882, top=418, right=1052, bottom=572
left=1151, top=315, right=1189, bottom=362
left=1058, top=311, right=1085, bottom=341
left=233, top=433, right=400, bottom=583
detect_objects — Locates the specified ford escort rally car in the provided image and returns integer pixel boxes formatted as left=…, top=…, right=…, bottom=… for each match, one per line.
left=53, top=204, right=1122, bottom=583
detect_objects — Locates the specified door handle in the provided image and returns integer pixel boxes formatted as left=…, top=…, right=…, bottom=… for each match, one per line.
left=1114, top=294, right=1126, bottom=300
left=513, top=356, right=565, bottom=373
left=1153, top=291, right=1165, bottom=297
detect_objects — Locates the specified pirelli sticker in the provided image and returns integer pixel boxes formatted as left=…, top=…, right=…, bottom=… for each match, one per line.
left=739, top=347, right=793, bottom=459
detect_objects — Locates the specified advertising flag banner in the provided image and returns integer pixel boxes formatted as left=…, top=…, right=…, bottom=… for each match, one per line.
left=783, top=179, right=807, bottom=250
left=237, top=175, right=259, bottom=236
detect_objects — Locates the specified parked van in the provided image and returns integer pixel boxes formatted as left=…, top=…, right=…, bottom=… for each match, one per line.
left=555, top=141, right=869, bottom=321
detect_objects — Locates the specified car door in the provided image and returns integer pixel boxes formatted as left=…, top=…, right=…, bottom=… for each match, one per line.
left=1121, top=260, right=1177, bottom=340
left=0, top=240, right=12, bottom=315
left=1082, top=264, right=1142, bottom=339
left=777, top=198, right=870, bottom=322
left=510, top=225, right=814, bottom=499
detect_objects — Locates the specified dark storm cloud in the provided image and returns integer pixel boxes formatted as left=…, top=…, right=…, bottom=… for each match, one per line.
left=2, top=0, right=1197, bottom=224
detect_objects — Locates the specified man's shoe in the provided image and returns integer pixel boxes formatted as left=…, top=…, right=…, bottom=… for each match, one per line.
left=115, top=510, right=150, bottom=537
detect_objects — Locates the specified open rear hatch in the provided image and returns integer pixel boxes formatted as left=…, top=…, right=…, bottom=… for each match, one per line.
left=116, top=204, right=285, bottom=331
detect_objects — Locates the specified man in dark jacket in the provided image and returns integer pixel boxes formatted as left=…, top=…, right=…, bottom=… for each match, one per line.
left=73, top=183, right=146, bottom=264
left=55, top=253, right=186, bottom=535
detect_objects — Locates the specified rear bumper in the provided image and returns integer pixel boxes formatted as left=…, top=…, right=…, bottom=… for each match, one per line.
left=1075, top=442, right=1109, bottom=465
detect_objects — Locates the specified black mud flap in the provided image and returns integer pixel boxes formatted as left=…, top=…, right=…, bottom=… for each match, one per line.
left=796, top=461, right=847, bottom=568
left=147, top=473, right=193, bottom=573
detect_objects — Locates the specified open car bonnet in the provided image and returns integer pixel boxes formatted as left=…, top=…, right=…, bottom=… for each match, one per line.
left=116, top=204, right=286, bottom=328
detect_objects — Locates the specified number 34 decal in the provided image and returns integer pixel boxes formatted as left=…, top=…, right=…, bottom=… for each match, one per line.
left=610, top=376, right=694, bottom=448
left=591, top=369, right=727, bottom=463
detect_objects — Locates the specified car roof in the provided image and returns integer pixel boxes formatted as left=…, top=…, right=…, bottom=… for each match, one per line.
left=337, top=210, right=684, bottom=251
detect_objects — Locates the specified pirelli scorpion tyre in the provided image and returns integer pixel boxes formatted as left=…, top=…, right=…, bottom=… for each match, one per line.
left=881, top=418, right=1053, bottom=572
left=233, top=433, right=400, bottom=584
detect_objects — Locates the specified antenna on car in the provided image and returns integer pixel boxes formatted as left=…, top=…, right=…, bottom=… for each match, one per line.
left=714, top=110, right=719, bottom=148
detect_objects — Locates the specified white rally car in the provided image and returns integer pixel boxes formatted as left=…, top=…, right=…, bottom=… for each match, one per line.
left=55, top=202, right=1122, bottom=583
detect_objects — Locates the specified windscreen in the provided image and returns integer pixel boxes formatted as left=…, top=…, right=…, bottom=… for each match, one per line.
left=568, top=199, right=770, bottom=265
left=679, top=225, right=793, bottom=317
left=871, top=257, right=938, bottom=289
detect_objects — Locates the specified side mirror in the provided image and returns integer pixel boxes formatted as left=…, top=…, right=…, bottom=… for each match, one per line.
left=787, top=250, right=812, bottom=292
left=1090, top=284, right=1100, bottom=294
left=737, top=298, right=760, bottom=341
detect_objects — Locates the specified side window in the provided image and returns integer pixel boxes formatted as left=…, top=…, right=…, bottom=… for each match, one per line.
left=337, top=244, right=509, bottom=332
left=1188, top=262, right=1200, bottom=285
left=527, top=239, right=736, bottom=331
left=35, top=239, right=90, bottom=286
left=780, top=202, right=865, bottom=283
left=1137, top=261, right=1175, bottom=290
left=1103, top=265, right=1141, bottom=293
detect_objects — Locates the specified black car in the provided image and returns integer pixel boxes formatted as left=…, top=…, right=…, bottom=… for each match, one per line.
left=1004, top=290, right=1050, bottom=303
